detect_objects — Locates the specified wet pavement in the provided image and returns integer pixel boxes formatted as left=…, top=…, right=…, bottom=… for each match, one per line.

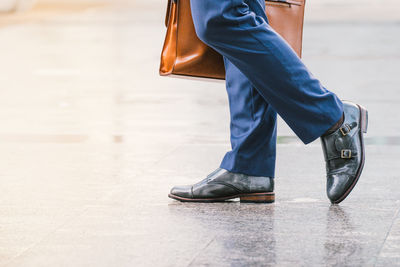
left=0, top=0, right=399, bottom=266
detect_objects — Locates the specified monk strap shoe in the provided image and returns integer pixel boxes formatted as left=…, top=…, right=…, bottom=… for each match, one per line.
left=321, top=101, right=368, bottom=204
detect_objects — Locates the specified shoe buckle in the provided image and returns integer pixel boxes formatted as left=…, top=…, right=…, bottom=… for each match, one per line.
left=340, top=124, right=351, bottom=136
left=341, top=149, right=352, bottom=159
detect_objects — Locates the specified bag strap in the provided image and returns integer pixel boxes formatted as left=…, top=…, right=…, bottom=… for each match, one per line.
left=165, top=0, right=179, bottom=28
left=165, top=0, right=171, bottom=27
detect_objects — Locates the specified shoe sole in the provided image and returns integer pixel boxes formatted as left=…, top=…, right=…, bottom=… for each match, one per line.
left=168, top=192, right=275, bottom=203
left=331, top=104, right=368, bottom=204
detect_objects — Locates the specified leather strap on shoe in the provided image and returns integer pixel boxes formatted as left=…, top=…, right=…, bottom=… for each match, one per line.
left=324, top=122, right=359, bottom=161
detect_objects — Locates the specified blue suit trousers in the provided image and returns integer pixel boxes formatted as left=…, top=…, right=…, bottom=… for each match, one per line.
left=190, top=0, right=344, bottom=177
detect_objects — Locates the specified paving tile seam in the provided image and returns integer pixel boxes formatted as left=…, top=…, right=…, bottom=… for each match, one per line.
left=186, top=237, right=216, bottom=267
left=373, top=203, right=400, bottom=266
left=181, top=140, right=400, bottom=147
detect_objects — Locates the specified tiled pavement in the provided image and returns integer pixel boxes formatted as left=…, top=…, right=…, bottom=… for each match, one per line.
left=0, top=0, right=399, bottom=266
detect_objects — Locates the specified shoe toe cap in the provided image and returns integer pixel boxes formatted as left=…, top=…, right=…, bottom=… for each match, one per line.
left=327, top=172, right=354, bottom=203
left=170, top=185, right=193, bottom=199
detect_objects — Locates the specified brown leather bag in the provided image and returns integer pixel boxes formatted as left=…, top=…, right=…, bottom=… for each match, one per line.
left=160, top=0, right=306, bottom=80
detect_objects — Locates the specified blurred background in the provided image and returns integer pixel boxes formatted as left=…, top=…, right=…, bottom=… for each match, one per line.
left=0, top=0, right=399, bottom=266
left=1, top=0, right=400, bottom=142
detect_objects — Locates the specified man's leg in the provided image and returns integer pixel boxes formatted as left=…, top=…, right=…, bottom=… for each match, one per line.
left=168, top=23, right=277, bottom=204
left=220, top=56, right=277, bottom=178
left=190, top=0, right=343, bottom=144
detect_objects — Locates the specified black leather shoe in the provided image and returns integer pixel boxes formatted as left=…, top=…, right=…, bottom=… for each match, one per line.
left=169, top=168, right=274, bottom=203
left=321, top=101, right=368, bottom=204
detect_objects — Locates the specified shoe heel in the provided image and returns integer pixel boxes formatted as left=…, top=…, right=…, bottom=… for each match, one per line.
left=358, top=105, right=368, bottom=134
left=240, top=193, right=275, bottom=203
